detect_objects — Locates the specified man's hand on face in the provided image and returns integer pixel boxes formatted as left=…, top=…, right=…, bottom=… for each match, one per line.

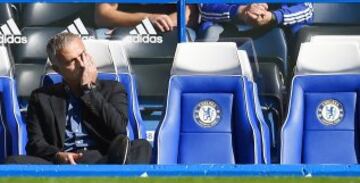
left=148, top=14, right=175, bottom=32
left=56, top=152, right=83, bottom=165
left=79, top=52, right=98, bottom=88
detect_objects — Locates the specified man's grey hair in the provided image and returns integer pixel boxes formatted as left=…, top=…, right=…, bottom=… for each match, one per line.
left=46, top=32, right=80, bottom=66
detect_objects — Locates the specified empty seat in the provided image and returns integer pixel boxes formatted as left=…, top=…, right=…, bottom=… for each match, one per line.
left=282, top=42, right=360, bottom=164
left=155, top=42, right=269, bottom=164
left=0, top=45, right=27, bottom=159
left=42, top=40, right=146, bottom=140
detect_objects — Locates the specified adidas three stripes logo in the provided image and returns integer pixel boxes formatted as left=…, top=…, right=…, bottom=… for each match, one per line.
left=0, top=18, right=21, bottom=35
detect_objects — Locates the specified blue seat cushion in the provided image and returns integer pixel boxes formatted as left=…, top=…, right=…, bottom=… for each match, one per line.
left=179, top=133, right=235, bottom=164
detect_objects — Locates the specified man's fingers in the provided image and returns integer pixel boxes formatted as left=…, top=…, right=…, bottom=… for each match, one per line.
left=253, top=3, right=268, bottom=10
left=248, top=8, right=266, bottom=17
left=162, top=15, right=174, bottom=31
left=246, top=11, right=259, bottom=20
left=73, top=153, right=83, bottom=160
left=258, top=3, right=268, bottom=10
left=78, top=53, right=85, bottom=68
left=157, top=18, right=170, bottom=32
left=68, top=154, right=77, bottom=165
left=154, top=22, right=165, bottom=32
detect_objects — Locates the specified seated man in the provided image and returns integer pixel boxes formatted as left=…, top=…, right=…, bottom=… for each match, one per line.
left=198, top=3, right=313, bottom=41
left=6, top=33, right=151, bottom=164
left=94, top=3, right=196, bottom=39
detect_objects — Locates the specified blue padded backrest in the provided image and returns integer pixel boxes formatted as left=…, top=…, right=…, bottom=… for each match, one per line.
left=180, top=93, right=235, bottom=163
left=246, top=80, right=271, bottom=164
left=117, top=73, right=146, bottom=139
left=282, top=75, right=360, bottom=164
left=0, top=77, right=27, bottom=158
left=157, top=75, right=262, bottom=164
left=41, top=73, right=136, bottom=140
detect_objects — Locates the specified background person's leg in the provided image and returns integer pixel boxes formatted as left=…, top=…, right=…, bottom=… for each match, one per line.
left=95, top=28, right=112, bottom=39
left=197, top=24, right=224, bottom=42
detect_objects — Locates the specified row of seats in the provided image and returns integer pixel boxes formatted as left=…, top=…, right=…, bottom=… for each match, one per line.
left=2, top=38, right=360, bottom=164
left=1, top=2, right=360, bottom=164
left=0, top=40, right=271, bottom=164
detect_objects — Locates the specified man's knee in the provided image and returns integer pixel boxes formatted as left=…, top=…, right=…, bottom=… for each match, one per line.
left=127, top=139, right=152, bottom=164
left=108, top=135, right=152, bottom=164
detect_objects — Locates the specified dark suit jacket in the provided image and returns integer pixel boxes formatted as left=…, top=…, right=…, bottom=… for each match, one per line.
left=25, top=80, right=128, bottom=161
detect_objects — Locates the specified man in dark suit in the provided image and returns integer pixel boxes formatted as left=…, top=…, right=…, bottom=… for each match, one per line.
left=6, top=33, right=151, bottom=164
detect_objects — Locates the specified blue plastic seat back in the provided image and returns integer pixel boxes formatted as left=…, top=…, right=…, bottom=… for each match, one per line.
left=157, top=76, right=262, bottom=164
left=156, top=42, right=266, bottom=164
left=283, top=42, right=360, bottom=164
left=0, top=77, right=27, bottom=158
left=283, top=75, right=360, bottom=164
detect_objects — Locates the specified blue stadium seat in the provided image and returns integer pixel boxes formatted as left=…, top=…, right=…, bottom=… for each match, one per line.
left=155, top=42, right=269, bottom=164
left=282, top=42, right=360, bottom=164
left=41, top=40, right=146, bottom=140
left=0, top=45, right=27, bottom=159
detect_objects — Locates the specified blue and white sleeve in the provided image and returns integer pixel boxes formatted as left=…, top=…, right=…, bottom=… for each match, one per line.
left=199, top=4, right=240, bottom=22
left=272, top=3, right=314, bottom=26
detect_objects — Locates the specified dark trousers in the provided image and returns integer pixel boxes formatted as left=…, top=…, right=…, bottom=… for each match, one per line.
left=5, top=135, right=152, bottom=165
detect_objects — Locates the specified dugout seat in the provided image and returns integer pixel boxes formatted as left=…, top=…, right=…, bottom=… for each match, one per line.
left=281, top=42, right=360, bottom=164
left=155, top=42, right=270, bottom=164
left=41, top=40, right=146, bottom=140
left=0, top=44, right=27, bottom=159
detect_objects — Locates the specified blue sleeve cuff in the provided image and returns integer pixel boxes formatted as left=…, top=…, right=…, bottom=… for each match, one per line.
left=229, top=5, right=239, bottom=18
left=272, top=10, right=283, bottom=25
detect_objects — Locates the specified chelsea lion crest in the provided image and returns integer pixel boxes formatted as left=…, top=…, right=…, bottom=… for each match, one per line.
left=193, top=100, right=221, bottom=128
left=317, top=99, right=344, bottom=125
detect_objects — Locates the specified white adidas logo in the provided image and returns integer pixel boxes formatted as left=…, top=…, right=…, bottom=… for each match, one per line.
left=0, top=18, right=27, bottom=44
left=62, top=18, right=94, bottom=40
left=126, top=18, right=163, bottom=44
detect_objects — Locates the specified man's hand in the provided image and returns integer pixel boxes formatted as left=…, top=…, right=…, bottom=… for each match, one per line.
left=56, top=152, right=83, bottom=165
left=255, top=11, right=274, bottom=26
left=79, top=52, right=98, bottom=88
left=238, top=3, right=273, bottom=26
left=148, top=14, right=175, bottom=32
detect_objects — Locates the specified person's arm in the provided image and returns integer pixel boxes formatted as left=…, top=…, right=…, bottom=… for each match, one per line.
left=199, top=3, right=240, bottom=22
left=168, top=5, right=193, bottom=26
left=78, top=52, right=128, bottom=136
left=25, top=91, right=61, bottom=161
left=272, top=3, right=314, bottom=26
left=80, top=82, right=128, bottom=136
left=95, top=3, right=152, bottom=27
left=95, top=3, right=178, bottom=32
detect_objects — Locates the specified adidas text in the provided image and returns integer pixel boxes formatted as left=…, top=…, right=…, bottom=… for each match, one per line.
left=126, top=35, right=163, bottom=44
left=0, top=35, right=27, bottom=44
